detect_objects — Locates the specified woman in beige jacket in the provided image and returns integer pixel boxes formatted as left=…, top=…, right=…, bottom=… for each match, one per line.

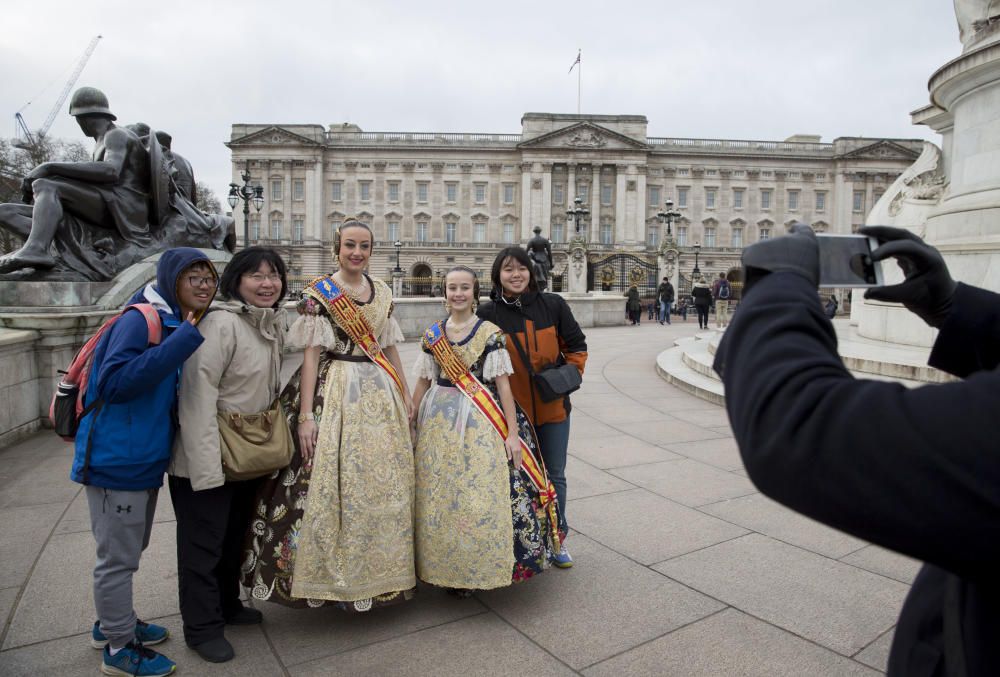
left=168, top=247, right=287, bottom=664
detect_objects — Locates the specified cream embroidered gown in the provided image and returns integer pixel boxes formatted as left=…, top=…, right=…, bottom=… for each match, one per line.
left=242, top=276, right=416, bottom=610
left=412, top=319, right=555, bottom=590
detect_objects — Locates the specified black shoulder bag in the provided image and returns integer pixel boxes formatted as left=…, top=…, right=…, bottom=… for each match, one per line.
left=509, top=294, right=582, bottom=403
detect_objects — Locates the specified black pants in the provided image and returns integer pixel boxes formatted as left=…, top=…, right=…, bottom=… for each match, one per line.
left=695, top=304, right=710, bottom=328
left=168, top=475, right=258, bottom=646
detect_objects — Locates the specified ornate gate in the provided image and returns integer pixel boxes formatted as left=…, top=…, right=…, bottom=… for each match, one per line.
left=587, top=253, right=658, bottom=296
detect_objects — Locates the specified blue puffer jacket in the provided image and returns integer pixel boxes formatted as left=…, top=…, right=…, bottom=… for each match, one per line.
left=71, top=249, right=212, bottom=489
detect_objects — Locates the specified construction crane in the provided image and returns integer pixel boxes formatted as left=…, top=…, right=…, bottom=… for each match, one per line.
left=14, top=35, right=102, bottom=151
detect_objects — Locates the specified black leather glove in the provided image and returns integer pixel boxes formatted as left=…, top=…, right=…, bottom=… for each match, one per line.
left=741, top=222, right=819, bottom=296
left=859, top=226, right=956, bottom=328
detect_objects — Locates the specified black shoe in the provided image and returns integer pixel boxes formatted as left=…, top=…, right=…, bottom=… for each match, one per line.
left=224, top=606, right=263, bottom=625
left=190, top=637, right=234, bottom=663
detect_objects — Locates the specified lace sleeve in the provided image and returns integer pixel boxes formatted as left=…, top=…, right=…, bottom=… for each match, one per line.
left=411, top=350, right=439, bottom=381
left=482, top=332, right=514, bottom=382
left=379, top=315, right=405, bottom=348
left=286, top=314, right=336, bottom=349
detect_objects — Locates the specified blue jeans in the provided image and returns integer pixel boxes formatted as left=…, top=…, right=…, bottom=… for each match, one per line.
left=659, top=300, right=672, bottom=323
left=536, top=416, right=571, bottom=534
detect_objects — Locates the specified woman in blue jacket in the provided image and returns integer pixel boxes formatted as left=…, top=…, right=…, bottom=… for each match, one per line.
left=71, top=248, right=215, bottom=677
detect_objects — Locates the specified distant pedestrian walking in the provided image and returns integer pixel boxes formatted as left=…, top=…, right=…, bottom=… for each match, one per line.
left=625, top=285, right=642, bottom=325
left=691, top=276, right=713, bottom=330
left=657, top=277, right=674, bottom=324
left=712, top=272, right=732, bottom=329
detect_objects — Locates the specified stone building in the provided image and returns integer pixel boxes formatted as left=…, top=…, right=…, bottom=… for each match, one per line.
left=226, top=113, right=922, bottom=295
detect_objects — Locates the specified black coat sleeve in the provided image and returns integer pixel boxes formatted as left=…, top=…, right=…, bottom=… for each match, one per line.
left=928, top=282, right=1000, bottom=377
left=713, top=272, right=1000, bottom=582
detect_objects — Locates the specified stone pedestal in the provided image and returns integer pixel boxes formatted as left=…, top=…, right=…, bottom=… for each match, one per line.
left=658, top=244, right=680, bottom=300
left=566, top=236, right=589, bottom=294
left=391, top=270, right=404, bottom=298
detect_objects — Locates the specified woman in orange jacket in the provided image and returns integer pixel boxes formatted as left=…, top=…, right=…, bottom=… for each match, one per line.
left=478, top=247, right=588, bottom=567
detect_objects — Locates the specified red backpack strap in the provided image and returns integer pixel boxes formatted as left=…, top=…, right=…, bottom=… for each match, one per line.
left=124, top=303, right=162, bottom=345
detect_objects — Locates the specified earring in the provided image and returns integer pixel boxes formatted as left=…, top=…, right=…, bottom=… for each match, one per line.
left=443, top=299, right=451, bottom=311
left=472, top=299, right=479, bottom=311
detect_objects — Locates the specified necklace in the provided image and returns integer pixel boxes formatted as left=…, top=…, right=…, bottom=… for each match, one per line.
left=334, top=273, right=368, bottom=299
left=500, top=294, right=521, bottom=307
left=447, top=315, right=477, bottom=333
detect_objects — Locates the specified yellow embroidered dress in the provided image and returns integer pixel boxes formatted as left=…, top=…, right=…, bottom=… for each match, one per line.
left=242, top=276, right=416, bottom=610
left=412, top=319, right=555, bottom=590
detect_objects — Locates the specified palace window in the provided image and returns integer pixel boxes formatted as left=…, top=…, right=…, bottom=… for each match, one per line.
left=733, top=189, right=744, bottom=209
left=387, top=221, right=399, bottom=241
left=292, top=219, right=304, bottom=242
left=759, top=227, right=771, bottom=240
left=503, top=183, right=515, bottom=204
left=250, top=217, right=260, bottom=241
left=761, top=189, right=772, bottom=210
left=359, top=181, right=371, bottom=201
left=787, top=190, right=799, bottom=210
left=293, top=180, right=304, bottom=201
left=600, top=222, right=613, bottom=244
left=503, top=222, right=514, bottom=243
left=553, top=183, right=564, bottom=204
left=417, top=182, right=429, bottom=203
left=677, top=187, right=689, bottom=208
left=330, top=181, right=343, bottom=201
left=601, top=184, right=613, bottom=205
left=576, top=182, right=589, bottom=202
left=648, top=185, right=661, bottom=207
left=732, top=227, right=743, bottom=247
left=733, top=170, right=746, bottom=178
left=416, top=221, right=428, bottom=242
left=677, top=226, right=687, bottom=246
left=446, top=222, right=457, bottom=243
left=475, top=183, right=487, bottom=204
left=647, top=224, right=659, bottom=247
left=705, top=189, right=716, bottom=209
left=706, top=169, right=717, bottom=177
left=270, top=180, right=282, bottom=201
left=704, top=227, right=716, bottom=247
left=815, top=191, right=826, bottom=212
left=552, top=223, right=564, bottom=243
left=853, top=190, right=865, bottom=212
left=388, top=182, right=400, bottom=202
left=473, top=222, right=486, bottom=243
left=446, top=182, right=457, bottom=202
left=270, top=219, right=282, bottom=240
left=678, top=168, right=690, bottom=176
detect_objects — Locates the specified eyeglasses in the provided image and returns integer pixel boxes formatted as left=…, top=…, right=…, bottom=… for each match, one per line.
left=245, top=273, right=281, bottom=283
left=186, top=275, right=217, bottom=288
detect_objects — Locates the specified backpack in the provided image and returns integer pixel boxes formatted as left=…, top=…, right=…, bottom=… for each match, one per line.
left=50, top=304, right=162, bottom=441
left=719, top=280, right=731, bottom=300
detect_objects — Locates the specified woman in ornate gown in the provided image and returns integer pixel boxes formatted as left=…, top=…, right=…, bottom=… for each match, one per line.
left=242, top=220, right=416, bottom=611
left=410, top=266, right=560, bottom=593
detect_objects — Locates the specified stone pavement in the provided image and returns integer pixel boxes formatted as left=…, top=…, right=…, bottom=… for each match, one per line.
left=0, top=320, right=920, bottom=676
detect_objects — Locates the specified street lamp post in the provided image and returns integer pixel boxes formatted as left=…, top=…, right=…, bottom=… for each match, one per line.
left=657, top=199, right=681, bottom=237
left=692, top=242, right=702, bottom=277
left=393, top=240, right=402, bottom=273
left=566, top=196, right=590, bottom=236
left=227, top=160, right=264, bottom=248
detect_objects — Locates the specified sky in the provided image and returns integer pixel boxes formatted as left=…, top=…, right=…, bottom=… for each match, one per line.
left=1, top=0, right=961, bottom=201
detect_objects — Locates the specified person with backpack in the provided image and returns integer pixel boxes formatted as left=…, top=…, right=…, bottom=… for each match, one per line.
left=713, top=272, right=732, bottom=329
left=657, top=277, right=675, bottom=325
left=70, top=248, right=216, bottom=677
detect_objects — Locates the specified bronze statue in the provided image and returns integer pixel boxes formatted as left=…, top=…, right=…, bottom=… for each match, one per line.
left=0, top=87, right=232, bottom=281
left=526, top=226, right=552, bottom=291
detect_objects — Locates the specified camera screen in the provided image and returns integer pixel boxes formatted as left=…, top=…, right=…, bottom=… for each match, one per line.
left=817, top=235, right=879, bottom=287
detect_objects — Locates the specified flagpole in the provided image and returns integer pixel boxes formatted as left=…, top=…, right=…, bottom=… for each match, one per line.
left=577, top=49, right=582, bottom=115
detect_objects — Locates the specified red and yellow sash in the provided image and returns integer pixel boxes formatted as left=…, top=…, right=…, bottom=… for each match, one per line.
left=423, top=320, right=560, bottom=547
left=305, top=275, right=404, bottom=396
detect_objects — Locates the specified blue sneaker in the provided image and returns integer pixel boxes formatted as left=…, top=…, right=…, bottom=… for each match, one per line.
left=92, top=620, right=169, bottom=649
left=101, top=641, right=176, bottom=677
left=552, top=544, right=573, bottom=568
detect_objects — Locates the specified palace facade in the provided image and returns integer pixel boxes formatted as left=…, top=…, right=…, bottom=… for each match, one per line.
left=226, top=113, right=922, bottom=294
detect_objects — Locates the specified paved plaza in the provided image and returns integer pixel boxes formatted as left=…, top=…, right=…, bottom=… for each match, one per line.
left=0, top=321, right=918, bottom=676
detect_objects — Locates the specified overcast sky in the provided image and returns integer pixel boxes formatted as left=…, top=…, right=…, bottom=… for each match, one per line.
left=1, top=0, right=960, bottom=201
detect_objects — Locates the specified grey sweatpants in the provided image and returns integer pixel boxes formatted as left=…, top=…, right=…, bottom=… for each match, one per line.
left=86, top=486, right=158, bottom=649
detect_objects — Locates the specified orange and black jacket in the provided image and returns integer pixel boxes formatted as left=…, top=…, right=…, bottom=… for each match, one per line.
left=478, top=291, right=588, bottom=426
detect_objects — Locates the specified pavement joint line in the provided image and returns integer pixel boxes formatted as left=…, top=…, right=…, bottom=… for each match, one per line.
left=277, top=606, right=493, bottom=668
left=646, top=532, right=754, bottom=568
left=851, top=623, right=897, bottom=660
left=0, top=610, right=182, bottom=655
left=472, top=599, right=583, bottom=675
left=838, top=542, right=875, bottom=561
left=575, top=606, right=732, bottom=673
left=691, top=489, right=760, bottom=509
left=0, top=483, right=83, bottom=650
left=253, top=603, right=293, bottom=676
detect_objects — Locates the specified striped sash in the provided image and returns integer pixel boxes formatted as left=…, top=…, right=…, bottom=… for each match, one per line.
left=305, top=275, right=404, bottom=396
left=423, top=321, right=561, bottom=546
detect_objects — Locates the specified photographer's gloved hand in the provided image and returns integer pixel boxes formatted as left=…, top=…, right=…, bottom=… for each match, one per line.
left=741, top=222, right=819, bottom=296
left=859, top=226, right=957, bottom=328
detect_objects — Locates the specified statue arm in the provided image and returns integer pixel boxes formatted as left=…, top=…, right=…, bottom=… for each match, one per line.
left=29, top=129, right=128, bottom=185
